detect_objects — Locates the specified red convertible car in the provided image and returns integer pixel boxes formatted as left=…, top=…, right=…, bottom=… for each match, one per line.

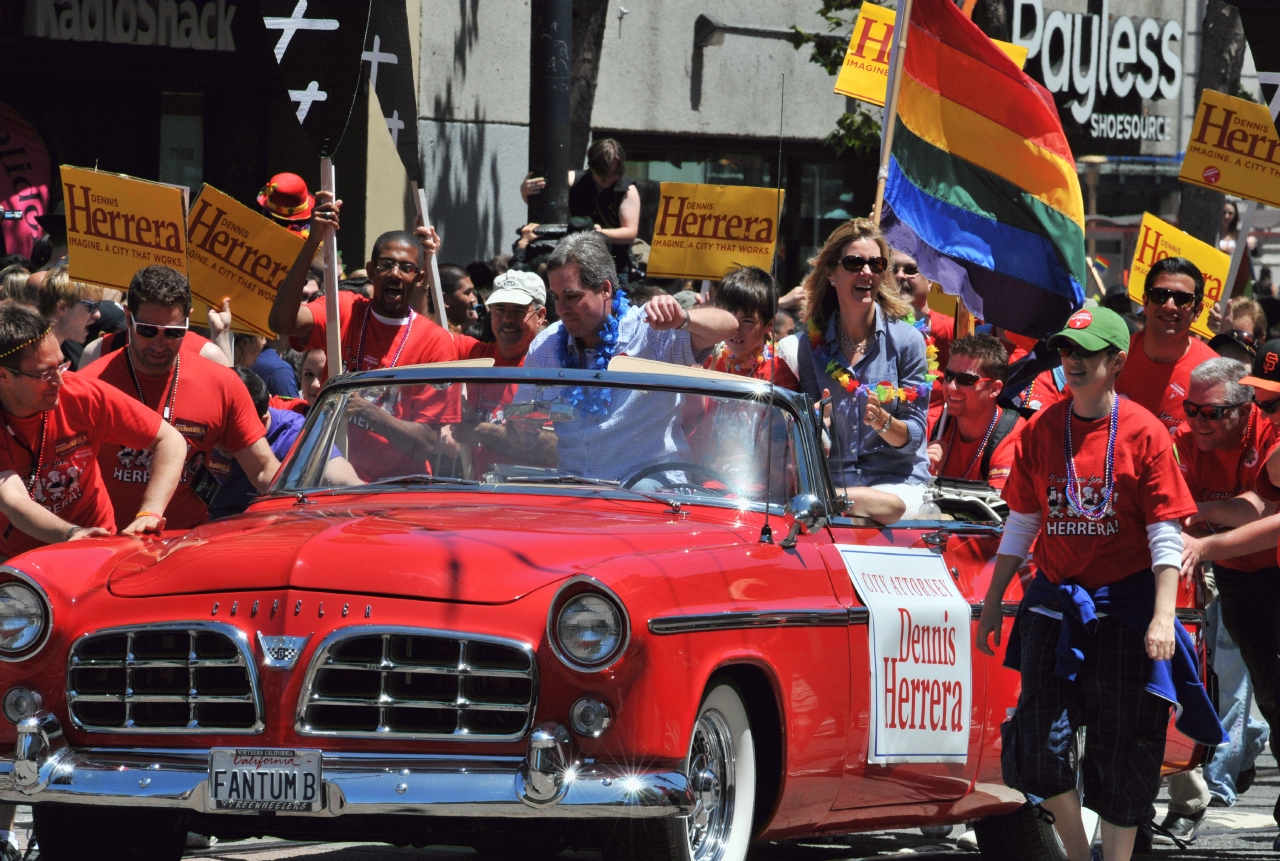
left=0, top=360, right=1208, bottom=860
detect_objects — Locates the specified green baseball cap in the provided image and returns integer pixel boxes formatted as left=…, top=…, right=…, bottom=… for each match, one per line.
left=1046, top=307, right=1130, bottom=354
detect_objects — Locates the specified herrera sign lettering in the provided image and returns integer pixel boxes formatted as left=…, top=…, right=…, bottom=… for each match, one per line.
left=837, top=545, right=971, bottom=764
left=1126, top=212, right=1228, bottom=341
left=60, top=165, right=187, bottom=291
left=186, top=184, right=304, bottom=337
left=1179, top=88, right=1280, bottom=208
left=646, top=183, right=783, bottom=281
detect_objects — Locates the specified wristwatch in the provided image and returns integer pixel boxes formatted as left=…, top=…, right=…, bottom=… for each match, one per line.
left=877, top=413, right=893, bottom=433
left=678, top=307, right=691, bottom=330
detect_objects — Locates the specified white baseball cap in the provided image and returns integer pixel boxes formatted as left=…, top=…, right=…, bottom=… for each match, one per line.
left=487, top=271, right=545, bottom=307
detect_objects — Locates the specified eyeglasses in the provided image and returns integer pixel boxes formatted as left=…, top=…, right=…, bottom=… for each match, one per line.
left=1057, top=343, right=1103, bottom=360
left=840, top=255, right=888, bottom=275
left=894, top=263, right=920, bottom=276
left=375, top=258, right=420, bottom=275
left=943, top=370, right=994, bottom=387
left=1145, top=287, right=1198, bottom=308
left=1254, top=395, right=1280, bottom=415
left=131, top=319, right=188, bottom=340
left=77, top=299, right=99, bottom=313
left=1183, top=400, right=1248, bottom=420
left=8, top=361, right=70, bottom=384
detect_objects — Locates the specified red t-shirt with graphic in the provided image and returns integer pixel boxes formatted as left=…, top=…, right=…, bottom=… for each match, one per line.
left=1003, top=398, right=1198, bottom=588
left=1173, top=407, right=1277, bottom=572
left=933, top=412, right=1024, bottom=490
left=1116, top=331, right=1218, bottom=433
left=80, top=351, right=266, bottom=530
left=294, top=292, right=458, bottom=381
left=0, top=373, right=161, bottom=558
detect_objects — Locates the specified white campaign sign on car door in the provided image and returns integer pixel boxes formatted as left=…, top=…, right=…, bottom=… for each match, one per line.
left=836, top=546, right=972, bottom=764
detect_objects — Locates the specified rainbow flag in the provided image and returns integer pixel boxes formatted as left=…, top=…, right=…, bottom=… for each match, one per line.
left=880, top=0, right=1086, bottom=339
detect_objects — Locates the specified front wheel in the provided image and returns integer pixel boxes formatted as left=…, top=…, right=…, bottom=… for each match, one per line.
left=604, top=682, right=757, bottom=861
left=32, top=803, right=187, bottom=860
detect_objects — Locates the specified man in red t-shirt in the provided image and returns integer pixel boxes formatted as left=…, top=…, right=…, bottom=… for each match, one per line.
left=978, top=306, right=1212, bottom=861
left=269, top=197, right=460, bottom=479
left=0, top=303, right=188, bottom=852
left=1116, top=257, right=1218, bottom=433
left=926, top=334, right=1023, bottom=490
left=893, top=250, right=953, bottom=369
left=80, top=266, right=279, bottom=530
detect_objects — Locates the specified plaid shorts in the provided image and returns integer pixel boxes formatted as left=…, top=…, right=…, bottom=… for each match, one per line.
left=1004, top=611, right=1171, bottom=827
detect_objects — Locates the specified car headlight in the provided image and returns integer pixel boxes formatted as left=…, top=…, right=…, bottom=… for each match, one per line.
left=0, top=582, right=46, bottom=658
left=549, top=579, right=629, bottom=671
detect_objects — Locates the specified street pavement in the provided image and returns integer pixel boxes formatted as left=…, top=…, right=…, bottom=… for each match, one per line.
left=10, top=756, right=1278, bottom=859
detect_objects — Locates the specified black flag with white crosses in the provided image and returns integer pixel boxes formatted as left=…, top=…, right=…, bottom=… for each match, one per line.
left=1227, top=0, right=1280, bottom=122
left=260, top=0, right=372, bottom=157
left=365, top=0, right=421, bottom=184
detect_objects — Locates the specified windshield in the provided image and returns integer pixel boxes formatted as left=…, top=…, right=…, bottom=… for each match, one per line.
left=275, top=376, right=803, bottom=509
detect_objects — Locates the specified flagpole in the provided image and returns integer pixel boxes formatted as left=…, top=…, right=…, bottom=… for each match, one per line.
left=320, top=157, right=343, bottom=379
left=872, top=0, right=915, bottom=226
left=411, top=181, right=449, bottom=329
left=1218, top=199, right=1256, bottom=327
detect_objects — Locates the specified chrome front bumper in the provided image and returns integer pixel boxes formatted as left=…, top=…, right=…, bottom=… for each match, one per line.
left=0, top=713, right=692, bottom=819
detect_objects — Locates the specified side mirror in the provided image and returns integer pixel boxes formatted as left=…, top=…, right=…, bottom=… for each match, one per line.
left=781, top=494, right=828, bottom=548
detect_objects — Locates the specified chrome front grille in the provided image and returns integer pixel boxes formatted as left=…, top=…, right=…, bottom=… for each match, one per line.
left=297, top=628, right=536, bottom=740
left=67, top=623, right=262, bottom=733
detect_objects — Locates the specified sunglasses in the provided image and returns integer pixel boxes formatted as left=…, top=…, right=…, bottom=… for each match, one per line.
left=840, top=255, right=888, bottom=275
left=131, top=319, right=188, bottom=341
left=943, top=370, right=994, bottom=387
left=1254, top=395, right=1280, bottom=415
left=9, top=361, right=70, bottom=384
left=1056, top=344, right=1104, bottom=360
left=894, top=264, right=920, bottom=276
left=374, top=257, right=420, bottom=275
left=1145, top=287, right=1198, bottom=308
left=1183, top=400, right=1248, bottom=420
left=77, top=299, right=99, bottom=313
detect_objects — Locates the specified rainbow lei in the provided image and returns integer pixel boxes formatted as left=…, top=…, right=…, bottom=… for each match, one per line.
left=807, top=317, right=934, bottom=402
left=555, top=290, right=631, bottom=418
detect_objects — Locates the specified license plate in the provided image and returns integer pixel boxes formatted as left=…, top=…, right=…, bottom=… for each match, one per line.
left=209, top=748, right=322, bottom=812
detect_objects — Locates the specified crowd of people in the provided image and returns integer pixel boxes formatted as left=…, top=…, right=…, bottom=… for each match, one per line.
left=0, top=154, right=1275, bottom=861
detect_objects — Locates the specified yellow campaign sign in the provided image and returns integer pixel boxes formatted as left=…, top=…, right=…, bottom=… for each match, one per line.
left=1180, top=89, right=1280, bottom=208
left=833, top=5, right=1027, bottom=106
left=60, top=166, right=187, bottom=292
left=834, top=3, right=896, bottom=106
left=185, top=184, right=305, bottom=338
left=1127, top=213, right=1228, bottom=341
left=646, top=183, right=783, bottom=281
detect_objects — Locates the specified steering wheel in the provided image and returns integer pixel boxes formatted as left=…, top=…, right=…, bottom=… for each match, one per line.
left=622, top=461, right=735, bottom=496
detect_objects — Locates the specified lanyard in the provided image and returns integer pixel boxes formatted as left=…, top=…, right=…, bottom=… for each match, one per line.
left=349, top=304, right=415, bottom=373
left=125, top=349, right=180, bottom=423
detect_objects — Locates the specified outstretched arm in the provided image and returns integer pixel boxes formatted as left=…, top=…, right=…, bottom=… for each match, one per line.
left=269, top=192, right=341, bottom=338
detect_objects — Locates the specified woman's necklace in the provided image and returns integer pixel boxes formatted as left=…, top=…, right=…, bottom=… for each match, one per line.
left=940, top=408, right=1000, bottom=480
left=1063, top=396, right=1119, bottom=520
left=834, top=311, right=870, bottom=356
left=349, top=303, right=415, bottom=373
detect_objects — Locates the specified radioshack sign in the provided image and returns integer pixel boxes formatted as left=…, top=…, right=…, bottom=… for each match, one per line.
left=1011, top=0, right=1186, bottom=156
left=837, top=546, right=971, bottom=765
left=27, top=0, right=238, bottom=51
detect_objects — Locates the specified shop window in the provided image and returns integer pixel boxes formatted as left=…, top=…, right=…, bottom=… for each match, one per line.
left=159, top=93, right=203, bottom=189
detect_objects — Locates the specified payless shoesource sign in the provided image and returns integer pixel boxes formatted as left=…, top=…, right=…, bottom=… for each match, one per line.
left=645, top=183, right=783, bottom=281
left=1126, top=212, right=1228, bottom=342
left=186, top=184, right=305, bottom=338
left=60, top=165, right=188, bottom=292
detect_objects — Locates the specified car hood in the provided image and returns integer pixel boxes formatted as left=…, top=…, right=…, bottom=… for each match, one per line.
left=107, top=501, right=747, bottom=603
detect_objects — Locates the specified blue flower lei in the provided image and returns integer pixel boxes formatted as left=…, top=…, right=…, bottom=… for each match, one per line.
left=555, top=289, right=631, bottom=418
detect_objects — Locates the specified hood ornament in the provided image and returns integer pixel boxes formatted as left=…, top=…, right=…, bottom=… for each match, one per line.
left=257, top=633, right=311, bottom=670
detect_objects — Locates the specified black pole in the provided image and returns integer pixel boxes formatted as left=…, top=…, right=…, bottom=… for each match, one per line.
left=529, top=0, right=572, bottom=224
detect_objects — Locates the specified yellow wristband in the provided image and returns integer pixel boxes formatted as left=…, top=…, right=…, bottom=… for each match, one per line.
left=136, top=511, right=164, bottom=520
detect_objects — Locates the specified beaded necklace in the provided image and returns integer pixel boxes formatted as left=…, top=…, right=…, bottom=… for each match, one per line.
left=1063, top=396, right=1119, bottom=520
left=711, top=341, right=773, bottom=378
left=125, top=348, right=180, bottom=423
left=939, top=408, right=1000, bottom=480
left=3, top=410, right=47, bottom=499
left=555, top=291, right=630, bottom=418
left=350, top=303, right=415, bottom=373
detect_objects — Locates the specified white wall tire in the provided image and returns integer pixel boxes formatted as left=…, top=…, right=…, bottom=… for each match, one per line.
left=604, top=681, right=757, bottom=861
